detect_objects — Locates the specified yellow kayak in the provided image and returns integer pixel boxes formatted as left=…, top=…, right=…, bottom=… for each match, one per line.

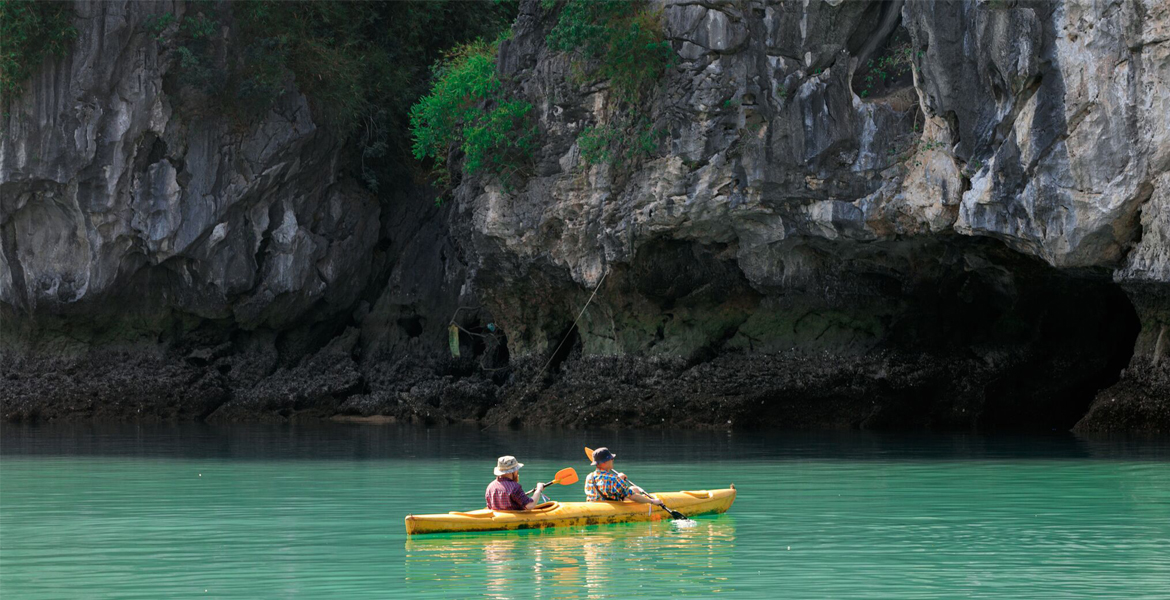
left=405, top=486, right=736, bottom=535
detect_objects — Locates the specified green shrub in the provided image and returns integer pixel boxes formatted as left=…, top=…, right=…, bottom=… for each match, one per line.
left=236, top=1, right=516, bottom=191
left=231, top=36, right=290, bottom=117
left=145, top=7, right=226, bottom=98
left=578, top=125, right=616, bottom=165
left=547, top=0, right=674, bottom=103
left=232, top=1, right=375, bottom=131
left=546, top=0, right=673, bottom=170
left=409, top=39, right=535, bottom=190
left=856, top=30, right=917, bottom=99
left=578, top=118, right=660, bottom=167
left=0, top=0, right=76, bottom=97
left=629, top=119, right=660, bottom=159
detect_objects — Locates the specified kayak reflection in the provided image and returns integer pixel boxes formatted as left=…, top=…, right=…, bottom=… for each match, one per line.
left=404, top=518, right=737, bottom=598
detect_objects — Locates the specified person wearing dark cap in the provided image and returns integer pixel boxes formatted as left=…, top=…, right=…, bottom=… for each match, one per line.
left=486, top=455, right=544, bottom=511
left=583, top=447, right=665, bottom=507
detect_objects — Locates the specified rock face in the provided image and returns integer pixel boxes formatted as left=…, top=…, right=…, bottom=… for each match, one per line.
left=2, top=0, right=1168, bottom=433
left=0, top=1, right=378, bottom=347
left=0, top=1, right=483, bottom=425
left=452, top=0, right=1169, bottom=431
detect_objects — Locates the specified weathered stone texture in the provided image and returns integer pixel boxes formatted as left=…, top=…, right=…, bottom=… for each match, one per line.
left=454, top=0, right=1169, bottom=430
left=0, top=1, right=377, bottom=336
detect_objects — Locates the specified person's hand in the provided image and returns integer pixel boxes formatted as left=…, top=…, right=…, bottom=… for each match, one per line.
left=617, top=472, right=627, bottom=480
left=535, top=482, right=545, bottom=493
left=654, top=498, right=665, bottom=507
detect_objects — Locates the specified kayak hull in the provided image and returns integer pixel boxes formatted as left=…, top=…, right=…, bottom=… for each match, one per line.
left=405, top=487, right=736, bottom=535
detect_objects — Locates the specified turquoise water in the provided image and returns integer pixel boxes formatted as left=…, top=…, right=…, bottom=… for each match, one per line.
left=2, top=425, right=1169, bottom=599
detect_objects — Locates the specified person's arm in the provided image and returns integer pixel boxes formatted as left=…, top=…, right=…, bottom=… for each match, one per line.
left=625, top=491, right=664, bottom=506
left=616, top=473, right=663, bottom=506
left=521, top=482, right=544, bottom=510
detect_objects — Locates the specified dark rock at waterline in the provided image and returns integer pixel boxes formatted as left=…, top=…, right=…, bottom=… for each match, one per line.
left=0, top=340, right=1146, bottom=432
left=479, top=345, right=1137, bottom=431
left=1075, top=364, right=1170, bottom=435
left=1074, top=283, right=1170, bottom=434
left=205, top=330, right=365, bottom=424
left=0, top=353, right=230, bottom=423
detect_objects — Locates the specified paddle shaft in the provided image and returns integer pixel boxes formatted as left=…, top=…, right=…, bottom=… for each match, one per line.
left=623, top=477, right=687, bottom=519
left=584, top=446, right=685, bottom=519
left=525, top=478, right=557, bottom=496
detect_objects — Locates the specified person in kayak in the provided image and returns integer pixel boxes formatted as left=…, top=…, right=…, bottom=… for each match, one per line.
left=584, top=447, right=665, bottom=507
left=486, top=455, right=545, bottom=511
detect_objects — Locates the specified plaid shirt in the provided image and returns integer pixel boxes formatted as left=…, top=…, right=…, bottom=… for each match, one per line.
left=584, top=469, right=631, bottom=501
left=485, top=476, right=532, bottom=510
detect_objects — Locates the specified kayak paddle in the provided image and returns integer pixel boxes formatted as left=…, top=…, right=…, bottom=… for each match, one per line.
left=584, top=446, right=688, bottom=520
left=526, top=467, right=579, bottom=496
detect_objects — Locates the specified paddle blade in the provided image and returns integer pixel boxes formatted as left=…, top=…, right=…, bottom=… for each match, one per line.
left=584, top=446, right=594, bottom=462
left=553, top=467, right=578, bottom=486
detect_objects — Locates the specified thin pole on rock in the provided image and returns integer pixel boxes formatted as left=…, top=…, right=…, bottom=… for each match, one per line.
left=535, top=269, right=608, bottom=379
left=480, top=269, right=608, bottom=431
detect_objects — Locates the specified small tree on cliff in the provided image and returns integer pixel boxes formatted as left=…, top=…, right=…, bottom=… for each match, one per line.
left=409, top=36, right=536, bottom=198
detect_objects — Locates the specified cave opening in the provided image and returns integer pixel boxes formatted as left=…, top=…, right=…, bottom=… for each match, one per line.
left=632, top=236, right=1144, bottom=432
left=851, top=18, right=915, bottom=101
left=973, top=275, right=1140, bottom=431
left=396, top=315, right=424, bottom=338
left=880, top=240, right=1142, bottom=431
left=546, top=323, right=581, bottom=373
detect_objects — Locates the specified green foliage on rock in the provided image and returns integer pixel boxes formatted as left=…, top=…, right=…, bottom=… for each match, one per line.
left=0, top=0, right=76, bottom=97
left=578, top=118, right=660, bottom=167
left=547, top=0, right=674, bottom=102
left=231, top=1, right=378, bottom=131
left=545, top=0, right=674, bottom=170
left=856, top=29, right=918, bottom=99
left=409, top=38, right=535, bottom=190
left=143, top=9, right=224, bottom=99
left=578, top=125, right=617, bottom=166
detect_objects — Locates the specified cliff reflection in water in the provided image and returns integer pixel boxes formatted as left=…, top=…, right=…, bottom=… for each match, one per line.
left=404, top=519, right=736, bottom=598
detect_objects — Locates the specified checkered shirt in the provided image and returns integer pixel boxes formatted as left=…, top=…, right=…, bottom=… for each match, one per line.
left=584, top=469, right=631, bottom=501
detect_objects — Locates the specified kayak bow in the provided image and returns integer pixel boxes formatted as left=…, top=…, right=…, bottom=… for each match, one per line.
left=405, top=486, right=736, bottom=535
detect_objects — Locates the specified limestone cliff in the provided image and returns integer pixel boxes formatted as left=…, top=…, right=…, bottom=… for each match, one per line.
left=2, top=0, right=1167, bottom=432
left=452, top=0, right=1168, bottom=431
left=1, top=1, right=382, bottom=346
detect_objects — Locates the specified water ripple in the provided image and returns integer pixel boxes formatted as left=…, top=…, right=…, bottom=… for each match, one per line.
left=2, top=425, right=1168, bottom=598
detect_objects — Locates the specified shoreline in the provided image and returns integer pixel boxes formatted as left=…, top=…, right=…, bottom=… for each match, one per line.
left=4, top=350, right=1166, bottom=434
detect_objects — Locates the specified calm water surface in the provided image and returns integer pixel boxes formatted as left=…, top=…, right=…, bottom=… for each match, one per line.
left=2, top=424, right=1168, bottom=599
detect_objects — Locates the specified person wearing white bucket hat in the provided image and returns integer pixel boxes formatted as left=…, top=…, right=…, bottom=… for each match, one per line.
left=485, top=455, right=544, bottom=511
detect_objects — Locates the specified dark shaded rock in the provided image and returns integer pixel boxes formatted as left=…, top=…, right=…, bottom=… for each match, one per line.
left=206, top=328, right=363, bottom=423
left=1075, top=280, right=1170, bottom=435
left=1075, top=363, right=1170, bottom=435
left=1, top=1, right=379, bottom=341
left=0, top=353, right=229, bottom=423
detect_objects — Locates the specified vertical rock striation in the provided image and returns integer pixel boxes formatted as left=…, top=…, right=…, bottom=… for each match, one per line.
left=1, top=1, right=381, bottom=419
left=1, top=1, right=378, bottom=336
